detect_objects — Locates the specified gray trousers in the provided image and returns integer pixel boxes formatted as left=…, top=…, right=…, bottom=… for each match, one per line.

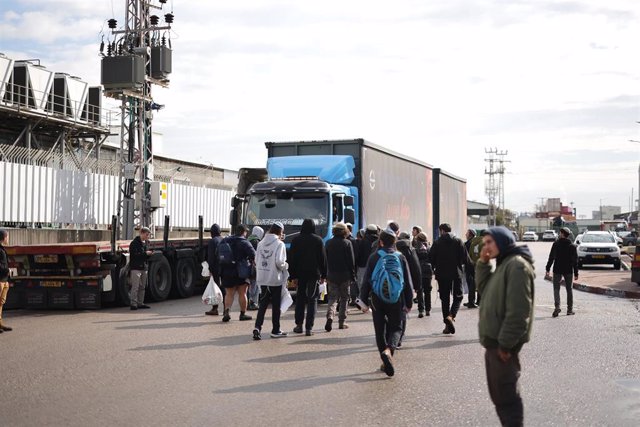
left=130, top=269, right=148, bottom=307
left=485, top=348, right=523, bottom=427
left=553, top=273, right=573, bottom=310
left=326, top=280, right=349, bottom=323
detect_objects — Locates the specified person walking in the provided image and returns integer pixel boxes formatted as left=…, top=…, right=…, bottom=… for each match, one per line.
left=464, top=229, right=480, bottom=309
left=0, top=229, right=13, bottom=333
left=429, top=223, right=466, bottom=334
left=129, top=227, right=153, bottom=311
left=359, top=229, right=413, bottom=377
left=324, top=222, right=356, bottom=331
left=346, top=223, right=360, bottom=306
left=476, top=226, right=535, bottom=427
left=205, top=224, right=224, bottom=316
left=247, top=226, right=265, bottom=311
left=545, top=227, right=578, bottom=317
left=219, top=225, right=255, bottom=322
left=413, top=232, right=433, bottom=317
left=357, top=225, right=379, bottom=290
left=289, top=219, right=327, bottom=336
left=253, top=223, right=289, bottom=340
left=396, top=231, right=422, bottom=344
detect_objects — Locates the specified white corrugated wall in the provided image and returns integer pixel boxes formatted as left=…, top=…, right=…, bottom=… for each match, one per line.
left=0, top=161, right=233, bottom=229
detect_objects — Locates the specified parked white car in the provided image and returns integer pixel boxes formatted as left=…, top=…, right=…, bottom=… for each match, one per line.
left=577, top=231, right=622, bottom=270
left=522, top=231, right=539, bottom=242
left=542, top=230, right=558, bottom=241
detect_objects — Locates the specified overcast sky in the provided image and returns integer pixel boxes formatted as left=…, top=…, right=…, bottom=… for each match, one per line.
left=1, top=0, right=639, bottom=217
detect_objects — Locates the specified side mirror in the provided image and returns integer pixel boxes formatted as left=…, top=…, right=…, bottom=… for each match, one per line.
left=344, top=195, right=355, bottom=206
left=344, top=208, right=355, bottom=225
left=231, top=196, right=242, bottom=209
left=229, top=210, right=239, bottom=227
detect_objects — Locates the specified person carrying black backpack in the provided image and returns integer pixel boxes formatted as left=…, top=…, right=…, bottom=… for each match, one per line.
left=218, top=225, right=256, bottom=322
left=359, top=229, right=413, bottom=377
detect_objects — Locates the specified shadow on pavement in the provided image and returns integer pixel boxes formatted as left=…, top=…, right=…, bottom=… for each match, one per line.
left=400, top=338, right=478, bottom=351
left=246, top=345, right=375, bottom=364
left=116, top=321, right=211, bottom=330
left=216, top=372, right=387, bottom=394
left=93, top=314, right=204, bottom=324
left=128, top=334, right=253, bottom=351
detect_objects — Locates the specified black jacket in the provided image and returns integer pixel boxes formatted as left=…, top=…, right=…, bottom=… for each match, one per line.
left=359, top=247, right=414, bottom=310
left=546, top=237, right=578, bottom=275
left=207, top=235, right=223, bottom=282
left=129, top=236, right=150, bottom=270
left=219, top=236, right=256, bottom=285
left=429, top=233, right=466, bottom=281
left=325, top=236, right=355, bottom=283
left=396, top=239, right=422, bottom=291
left=357, top=233, right=378, bottom=268
left=289, top=220, right=327, bottom=281
left=0, top=245, right=9, bottom=282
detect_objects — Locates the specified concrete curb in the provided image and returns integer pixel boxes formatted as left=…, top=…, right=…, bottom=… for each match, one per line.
left=573, top=282, right=640, bottom=299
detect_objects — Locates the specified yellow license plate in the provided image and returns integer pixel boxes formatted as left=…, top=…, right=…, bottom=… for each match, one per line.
left=41, top=281, right=64, bottom=288
left=34, top=255, right=59, bottom=263
left=592, top=255, right=605, bottom=259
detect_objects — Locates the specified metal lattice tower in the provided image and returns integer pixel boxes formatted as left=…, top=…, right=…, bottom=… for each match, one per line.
left=484, top=148, right=509, bottom=226
left=103, top=0, right=173, bottom=239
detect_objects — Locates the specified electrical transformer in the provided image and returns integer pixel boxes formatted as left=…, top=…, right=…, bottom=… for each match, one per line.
left=101, top=56, right=145, bottom=90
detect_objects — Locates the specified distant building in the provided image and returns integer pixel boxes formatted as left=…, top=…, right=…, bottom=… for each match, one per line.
left=592, top=206, right=622, bottom=220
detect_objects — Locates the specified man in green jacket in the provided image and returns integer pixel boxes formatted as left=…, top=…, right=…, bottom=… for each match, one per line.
left=476, top=226, right=535, bottom=427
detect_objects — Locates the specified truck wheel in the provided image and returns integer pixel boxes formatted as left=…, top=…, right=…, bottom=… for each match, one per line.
left=172, top=258, right=196, bottom=298
left=117, top=265, right=131, bottom=307
left=613, top=260, right=621, bottom=270
left=147, top=256, right=172, bottom=302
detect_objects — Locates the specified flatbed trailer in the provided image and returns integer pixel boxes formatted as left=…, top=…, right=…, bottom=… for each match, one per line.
left=5, top=216, right=209, bottom=310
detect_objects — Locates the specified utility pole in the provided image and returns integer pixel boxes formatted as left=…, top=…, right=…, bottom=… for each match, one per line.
left=485, top=148, right=510, bottom=227
left=101, top=0, right=173, bottom=239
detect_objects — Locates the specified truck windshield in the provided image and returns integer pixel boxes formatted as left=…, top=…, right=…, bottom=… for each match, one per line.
left=245, top=193, right=329, bottom=230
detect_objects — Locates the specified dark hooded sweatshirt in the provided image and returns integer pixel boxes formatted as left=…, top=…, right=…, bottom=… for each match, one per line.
left=476, top=226, right=535, bottom=353
left=289, top=219, right=327, bottom=281
left=396, top=238, right=422, bottom=292
left=545, top=237, right=578, bottom=276
left=429, top=233, right=466, bottom=281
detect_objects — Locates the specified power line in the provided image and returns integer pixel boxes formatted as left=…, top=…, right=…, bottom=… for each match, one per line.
left=484, top=148, right=509, bottom=226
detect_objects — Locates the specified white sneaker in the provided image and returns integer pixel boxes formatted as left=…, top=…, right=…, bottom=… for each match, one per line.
left=270, top=331, right=288, bottom=338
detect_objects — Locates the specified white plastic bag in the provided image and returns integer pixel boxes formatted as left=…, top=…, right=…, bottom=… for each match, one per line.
left=201, top=261, right=210, bottom=278
left=202, top=277, right=223, bottom=305
left=280, top=285, right=293, bottom=313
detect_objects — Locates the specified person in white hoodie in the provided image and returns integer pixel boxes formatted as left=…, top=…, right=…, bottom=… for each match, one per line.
left=253, top=222, right=289, bottom=340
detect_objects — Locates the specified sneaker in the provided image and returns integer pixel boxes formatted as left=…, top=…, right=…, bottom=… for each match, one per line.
left=253, top=328, right=261, bottom=341
left=467, top=303, right=478, bottom=309
left=130, top=306, right=138, bottom=311
left=552, top=308, right=561, bottom=318
left=339, top=322, right=349, bottom=330
left=425, top=311, right=430, bottom=317
left=349, top=299, right=358, bottom=307
left=442, top=327, right=451, bottom=334
left=205, top=307, right=219, bottom=316
left=137, top=304, right=151, bottom=309
left=325, top=318, right=333, bottom=332
left=239, top=312, right=252, bottom=321
left=444, top=316, right=456, bottom=334
left=463, top=302, right=470, bottom=307
left=247, top=302, right=259, bottom=311
left=381, top=349, right=395, bottom=377
left=305, top=330, right=314, bottom=336
left=418, top=311, right=425, bottom=319
left=567, top=310, right=575, bottom=316
left=222, top=309, right=231, bottom=322
left=293, top=325, right=303, bottom=334
left=270, top=331, right=288, bottom=338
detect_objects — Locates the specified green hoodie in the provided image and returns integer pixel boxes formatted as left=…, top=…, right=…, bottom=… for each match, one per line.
left=476, top=254, right=535, bottom=353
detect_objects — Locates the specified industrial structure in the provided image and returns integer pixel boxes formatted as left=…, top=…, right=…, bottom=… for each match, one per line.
left=484, top=148, right=509, bottom=226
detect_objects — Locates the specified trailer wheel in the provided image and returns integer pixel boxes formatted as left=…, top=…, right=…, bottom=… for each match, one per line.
left=173, top=258, right=196, bottom=298
left=147, top=256, right=172, bottom=302
left=116, top=265, right=131, bottom=307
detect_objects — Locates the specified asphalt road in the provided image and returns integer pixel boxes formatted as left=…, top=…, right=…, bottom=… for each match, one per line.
left=1, top=242, right=639, bottom=427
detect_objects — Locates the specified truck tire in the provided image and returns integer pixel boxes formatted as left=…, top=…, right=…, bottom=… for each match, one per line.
left=147, top=256, right=172, bottom=302
left=172, top=258, right=196, bottom=298
left=117, top=265, right=131, bottom=307
left=613, top=260, right=621, bottom=270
